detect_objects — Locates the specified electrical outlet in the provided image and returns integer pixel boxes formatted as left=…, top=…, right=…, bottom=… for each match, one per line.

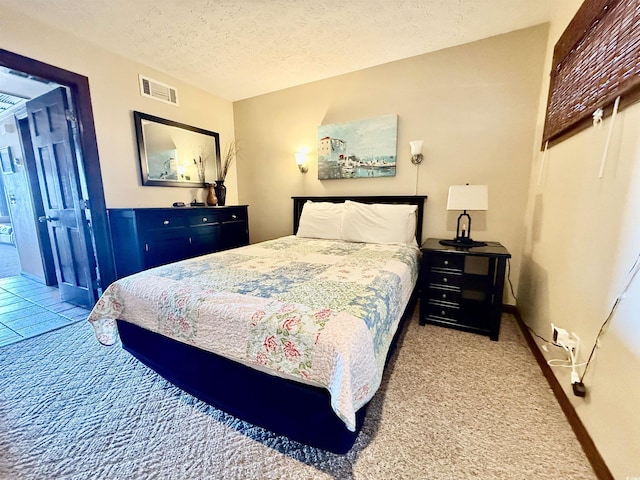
left=552, top=324, right=570, bottom=345
left=551, top=323, right=579, bottom=354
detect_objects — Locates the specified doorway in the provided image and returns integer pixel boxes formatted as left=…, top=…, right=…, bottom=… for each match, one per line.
left=0, top=49, right=115, bottom=311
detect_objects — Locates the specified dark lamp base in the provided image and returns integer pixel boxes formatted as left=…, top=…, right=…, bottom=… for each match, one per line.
left=439, top=238, right=487, bottom=248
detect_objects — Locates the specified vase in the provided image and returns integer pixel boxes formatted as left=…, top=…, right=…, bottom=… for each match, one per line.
left=214, top=180, right=227, bottom=206
left=206, top=184, right=218, bottom=206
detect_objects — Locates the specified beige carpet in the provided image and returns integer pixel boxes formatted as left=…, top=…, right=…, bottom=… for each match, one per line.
left=0, top=307, right=596, bottom=479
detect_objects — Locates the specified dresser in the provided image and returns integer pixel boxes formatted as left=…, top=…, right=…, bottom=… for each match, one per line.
left=108, top=206, right=249, bottom=279
left=419, top=238, right=511, bottom=340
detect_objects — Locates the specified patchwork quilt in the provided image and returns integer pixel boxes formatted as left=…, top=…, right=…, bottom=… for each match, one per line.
left=88, top=236, right=420, bottom=431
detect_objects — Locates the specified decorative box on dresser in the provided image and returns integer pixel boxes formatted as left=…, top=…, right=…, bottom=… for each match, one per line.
left=108, top=206, right=249, bottom=279
left=419, top=238, right=511, bottom=341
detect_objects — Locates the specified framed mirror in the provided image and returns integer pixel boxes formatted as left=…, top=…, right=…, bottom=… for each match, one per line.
left=134, top=111, right=221, bottom=187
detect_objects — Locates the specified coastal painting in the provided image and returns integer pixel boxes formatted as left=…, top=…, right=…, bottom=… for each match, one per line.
left=317, top=114, right=397, bottom=180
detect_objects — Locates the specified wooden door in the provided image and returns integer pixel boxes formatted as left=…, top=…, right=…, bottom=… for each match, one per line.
left=26, top=87, right=97, bottom=308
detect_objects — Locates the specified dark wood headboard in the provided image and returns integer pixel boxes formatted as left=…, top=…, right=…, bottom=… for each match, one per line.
left=292, top=195, right=428, bottom=244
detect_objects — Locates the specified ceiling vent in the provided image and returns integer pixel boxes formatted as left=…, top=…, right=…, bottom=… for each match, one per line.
left=138, top=75, right=179, bottom=106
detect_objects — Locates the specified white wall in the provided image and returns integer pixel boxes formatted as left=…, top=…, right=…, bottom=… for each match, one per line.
left=234, top=25, right=549, bottom=306
left=0, top=7, right=237, bottom=209
left=519, top=2, right=640, bottom=478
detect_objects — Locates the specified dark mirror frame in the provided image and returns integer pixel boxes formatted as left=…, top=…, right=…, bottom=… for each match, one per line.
left=134, top=111, right=221, bottom=187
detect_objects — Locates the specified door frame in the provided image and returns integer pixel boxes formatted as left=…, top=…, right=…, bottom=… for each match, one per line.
left=0, top=49, right=116, bottom=292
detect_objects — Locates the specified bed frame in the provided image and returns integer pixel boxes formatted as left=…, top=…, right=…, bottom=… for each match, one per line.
left=117, top=195, right=427, bottom=453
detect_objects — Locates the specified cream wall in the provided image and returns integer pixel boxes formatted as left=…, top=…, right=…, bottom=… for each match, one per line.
left=519, top=2, right=640, bottom=478
left=234, top=25, right=549, bottom=305
left=0, top=7, right=237, bottom=209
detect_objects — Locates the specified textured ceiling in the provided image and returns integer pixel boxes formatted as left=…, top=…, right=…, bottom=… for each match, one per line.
left=2, top=0, right=553, bottom=101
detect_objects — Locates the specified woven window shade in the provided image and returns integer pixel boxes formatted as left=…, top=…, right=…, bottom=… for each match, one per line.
left=542, top=0, right=640, bottom=146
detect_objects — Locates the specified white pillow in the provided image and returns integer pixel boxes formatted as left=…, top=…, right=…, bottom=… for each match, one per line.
left=296, top=201, right=344, bottom=240
left=341, top=201, right=418, bottom=246
left=406, top=210, right=418, bottom=247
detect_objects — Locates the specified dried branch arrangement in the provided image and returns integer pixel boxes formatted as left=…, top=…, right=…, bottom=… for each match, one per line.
left=218, top=139, right=237, bottom=181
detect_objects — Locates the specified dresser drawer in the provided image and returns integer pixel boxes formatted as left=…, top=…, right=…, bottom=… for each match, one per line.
left=188, top=213, right=219, bottom=226
left=139, top=213, right=186, bottom=230
left=219, top=208, right=246, bottom=223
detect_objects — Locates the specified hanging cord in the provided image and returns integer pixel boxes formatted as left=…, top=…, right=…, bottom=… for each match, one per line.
left=598, top=96, right=621, bottom=179
left=580, top=250, right=640, bottom=382
left=536, top=141, right=549, bottom=187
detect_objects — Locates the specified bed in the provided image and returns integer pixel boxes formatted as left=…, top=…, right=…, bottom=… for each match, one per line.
left=89, top=195, right=426, bottom=453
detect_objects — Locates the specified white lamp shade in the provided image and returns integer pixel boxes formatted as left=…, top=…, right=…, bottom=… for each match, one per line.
left=295, top=152, right=307, bottom=166
left=446, top=184, right=488, bottom=211
left=409, top=140, right=423, bottom=155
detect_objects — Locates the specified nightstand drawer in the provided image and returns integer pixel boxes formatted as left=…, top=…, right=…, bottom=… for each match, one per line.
left=425, top=301, right=460, bottom=322
left=427, top=287, right=461, bottom=304
left=430, top=253, right=464, bottom=271
left=428, top=270, right=462, bottom=288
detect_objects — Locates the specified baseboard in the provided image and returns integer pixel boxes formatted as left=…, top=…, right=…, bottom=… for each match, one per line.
left=504, top=305, right=613, bottom=480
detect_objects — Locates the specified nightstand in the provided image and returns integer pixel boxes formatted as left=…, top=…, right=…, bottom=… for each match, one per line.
left=419, top=238, right=511, bottom=340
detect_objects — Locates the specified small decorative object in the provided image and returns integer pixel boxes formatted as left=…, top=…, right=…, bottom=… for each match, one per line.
left=214, top=180, right=226, bottom=207
left=206, top=183, right=218, bottom=206
left=317, top=114, right=397, bottom=180
left=215, top=140, right=237, bottom=206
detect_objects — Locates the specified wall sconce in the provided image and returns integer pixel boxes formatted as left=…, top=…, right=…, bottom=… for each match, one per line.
left=295, top=151, right=309, bottom=173
left=439, top=184, right=489, bottom=248
left=409, top=140, right=424, bottom=165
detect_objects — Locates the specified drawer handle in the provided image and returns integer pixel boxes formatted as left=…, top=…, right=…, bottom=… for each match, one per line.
left=203, top=217, right=208, bottom=222
left=443, top=277, right=448, bottom=283
left=444, top=260, right=449, bottom=265
left=163, top=220, right=169, bottom=225
left=441, top=310, right=446, bottom=316
left=231, top=214, right=237, bottom=219
left=442, top=293, right=447, bottom=299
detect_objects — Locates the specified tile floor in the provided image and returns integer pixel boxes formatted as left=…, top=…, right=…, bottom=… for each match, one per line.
left=0, top=276, right=91, bottom=347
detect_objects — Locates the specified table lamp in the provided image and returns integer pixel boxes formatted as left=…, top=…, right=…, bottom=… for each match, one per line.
left=439, top=184, right=488, bottom=248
